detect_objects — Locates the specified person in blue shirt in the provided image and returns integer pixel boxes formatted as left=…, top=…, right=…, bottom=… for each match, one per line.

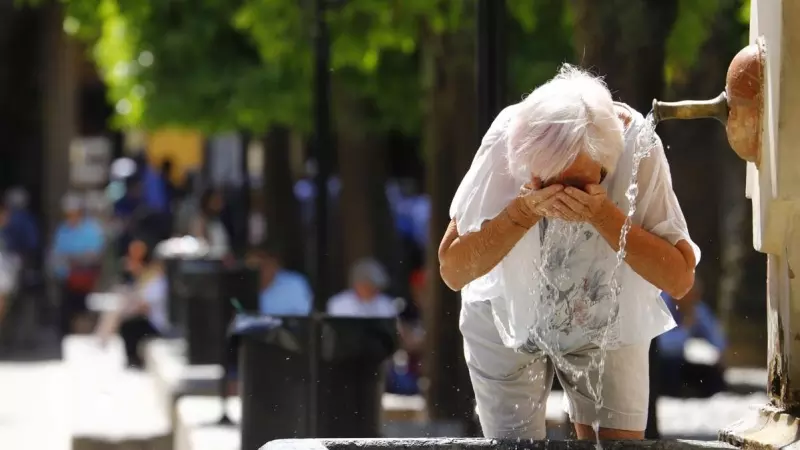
left=657, top=279, right=727, bottom=398
left=249, top=243, right=313, bottom=316
left=51, top=194, right=105, bottom=338
left=3, top=188, right=40, bottom=261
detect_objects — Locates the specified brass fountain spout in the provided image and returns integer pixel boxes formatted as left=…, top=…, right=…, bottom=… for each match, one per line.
left=651, top=39, right=766, bottom=164
left=652, top=92, right=728, bottom=125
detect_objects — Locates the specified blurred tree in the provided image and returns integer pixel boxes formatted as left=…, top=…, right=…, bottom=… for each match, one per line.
left=235, top=0, right=424, bottom=291
left=571, top=0, right=680, bottom=113
left=659, top=0, right=760, bottom=353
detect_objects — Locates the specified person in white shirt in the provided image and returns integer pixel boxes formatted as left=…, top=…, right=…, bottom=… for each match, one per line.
left=327, top=258, right=397, bottom=318
left=118, top=237, right=169, bottom=368
left=438, top=64, right=699, bottom=441
left=189, top=188, right=230, bottom=259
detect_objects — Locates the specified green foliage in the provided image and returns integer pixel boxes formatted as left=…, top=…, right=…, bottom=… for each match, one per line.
left=236, top=0, right=472, bottom=135
left=22, top=0, right=575, bottom=137
left=57, top=0, right=293, bottom=133
left=48, top=0, right=474, bottom=134
left=664, top=0, right=721, bottom=86
left=506, top=0, right=574, bottom=99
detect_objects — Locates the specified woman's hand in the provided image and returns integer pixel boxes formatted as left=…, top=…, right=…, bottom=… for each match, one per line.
left=509, top=178, right=565, bottom=227
left=554, top=185, right=614, bottom=224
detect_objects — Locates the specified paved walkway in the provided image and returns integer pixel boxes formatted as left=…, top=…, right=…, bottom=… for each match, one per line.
left=0, top=361, right=69, bottom=450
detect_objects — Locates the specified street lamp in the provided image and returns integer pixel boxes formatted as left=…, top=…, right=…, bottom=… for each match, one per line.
left=309, top=0, right=335, bottom=437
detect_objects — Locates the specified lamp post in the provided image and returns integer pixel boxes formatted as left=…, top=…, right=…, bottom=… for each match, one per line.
left=312, top=0, right=333, bottom=314
left=309, top=0, right=333, bottom=437
left=476, top=0, right=507, bottom=133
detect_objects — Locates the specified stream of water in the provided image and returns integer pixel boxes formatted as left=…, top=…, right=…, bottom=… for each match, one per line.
left=520, top=111, right=659, bottom=447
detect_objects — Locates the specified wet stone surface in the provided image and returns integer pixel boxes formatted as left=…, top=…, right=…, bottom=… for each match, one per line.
left=262, top=438, right=737, bottom=450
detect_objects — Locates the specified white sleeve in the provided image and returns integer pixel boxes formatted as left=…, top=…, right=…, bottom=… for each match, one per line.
left=449, top=105, right=524, bottom=301
left=449, top=105, right=522, bottom=234
left=142, top=277, right=168, bottom=306
left=633, top=134, right=701, bottom=266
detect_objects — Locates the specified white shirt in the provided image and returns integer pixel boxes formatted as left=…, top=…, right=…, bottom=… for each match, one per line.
left=326, top=290, right=397, bottom=318
left=141, top=274, right=169, bottom=333
left=450, top=103, right=700, bottom=353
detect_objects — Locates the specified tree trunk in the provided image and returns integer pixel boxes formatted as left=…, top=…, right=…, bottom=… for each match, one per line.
left=422, top=22, right=479, bottom=433
left=40, top=4, right=78, bottom=240
left=262, top=127, right=305, bottom=273
left=333, top=85, right=398, bottom=293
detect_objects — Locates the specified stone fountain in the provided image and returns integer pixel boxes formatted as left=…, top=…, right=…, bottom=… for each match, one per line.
left=654, top=1, right=800, bottom=447
left=261, top=1, right=797, bottom=449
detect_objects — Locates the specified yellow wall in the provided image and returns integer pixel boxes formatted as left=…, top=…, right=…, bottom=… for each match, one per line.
left=146, top=129, right=203, bottom=185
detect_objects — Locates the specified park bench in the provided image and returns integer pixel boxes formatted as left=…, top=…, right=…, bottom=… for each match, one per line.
left=63, top=334, right=171, bottom=450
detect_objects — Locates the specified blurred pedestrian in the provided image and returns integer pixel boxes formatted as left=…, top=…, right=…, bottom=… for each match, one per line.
left=189, top=188, right=231, bottom=259
left=327, top=258, right=397, bottom=318
left=658, top=279, right=727, bottom=398
left=3, top=187, right=39, bottom=263
left=50, top=194, right=105, bottom=338
left=116, top=237, right=168, bottom=368
left=249, top=243, right=312, bottom=316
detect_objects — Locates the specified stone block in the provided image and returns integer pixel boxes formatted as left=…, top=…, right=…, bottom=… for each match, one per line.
left=173, top=396, right=240, bottom=450
left=63, top=335, right=171, bottom=450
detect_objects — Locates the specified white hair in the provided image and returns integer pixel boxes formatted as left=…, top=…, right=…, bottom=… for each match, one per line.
left=349, top=258, right=389, bottom=291
left=61, top=192, right=84, bottom=212
left=505, top=64, right=625, bottom=183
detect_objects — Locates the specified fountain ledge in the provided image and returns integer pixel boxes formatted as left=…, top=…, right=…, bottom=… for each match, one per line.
left=719, top=404, right=800, bottom=449
left=261, top=438, right=735, bottom=450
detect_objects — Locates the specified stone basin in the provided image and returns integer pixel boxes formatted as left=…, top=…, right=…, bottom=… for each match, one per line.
left=261, top=439, right=736, bottom=450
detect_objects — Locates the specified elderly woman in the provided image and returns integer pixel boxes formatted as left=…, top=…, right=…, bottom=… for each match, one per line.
left=438, top=65, right=699, bottom=440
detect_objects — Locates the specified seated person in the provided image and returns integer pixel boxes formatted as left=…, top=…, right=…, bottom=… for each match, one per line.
left=117, top=237, right=169, bottom=368
left=387, top=269, right=426, bottom=395
left=327, top=258, right=397, bottom=318
left=249, top=243, right=313, bottom=316
left=658, top=279, right=727, bottom=398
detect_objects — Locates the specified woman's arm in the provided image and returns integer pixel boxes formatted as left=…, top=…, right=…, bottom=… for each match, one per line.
left=591, top=200, right=695, bottom=298
left=438, top=184, right=563, bottom=291
left=438, top=204, right=530, bottom=291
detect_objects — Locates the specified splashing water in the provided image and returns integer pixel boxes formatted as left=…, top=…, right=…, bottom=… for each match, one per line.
left=521, top=112, right=658, bottom=448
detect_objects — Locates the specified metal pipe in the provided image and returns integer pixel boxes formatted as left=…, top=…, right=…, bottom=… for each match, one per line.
left=651, top=91, right=729, bottom=125
left=310, top=0, right=332, bottom=437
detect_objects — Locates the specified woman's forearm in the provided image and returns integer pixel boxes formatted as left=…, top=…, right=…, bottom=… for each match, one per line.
left=592, top=203, right=695, bottom=298
left=438, top=198, right=539, bottom=291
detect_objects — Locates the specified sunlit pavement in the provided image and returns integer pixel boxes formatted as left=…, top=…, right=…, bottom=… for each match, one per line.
left=0, top=361, right=70, bottom=450
left=0, top=356, right=771, bottom=447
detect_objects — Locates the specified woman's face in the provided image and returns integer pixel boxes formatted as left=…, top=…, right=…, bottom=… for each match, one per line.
left=544, top=151, right=604, bottom=190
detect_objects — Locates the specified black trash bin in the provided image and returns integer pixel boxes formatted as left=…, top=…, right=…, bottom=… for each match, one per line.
left=316, top=317, right=398, bottom=438
left=164, top=257, right=186, bottom=333
left=181, top=258, right=230, bottom=365
left=158, top=237, right=214, bottom=337
left=234, top=315, right=397, bottom=450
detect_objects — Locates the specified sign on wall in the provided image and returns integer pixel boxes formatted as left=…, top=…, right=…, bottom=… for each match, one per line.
left=70, top=136, right=112, bottom=188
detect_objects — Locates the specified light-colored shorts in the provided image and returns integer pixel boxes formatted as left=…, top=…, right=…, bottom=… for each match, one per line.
left=460, top=300, right=650, bottom=439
